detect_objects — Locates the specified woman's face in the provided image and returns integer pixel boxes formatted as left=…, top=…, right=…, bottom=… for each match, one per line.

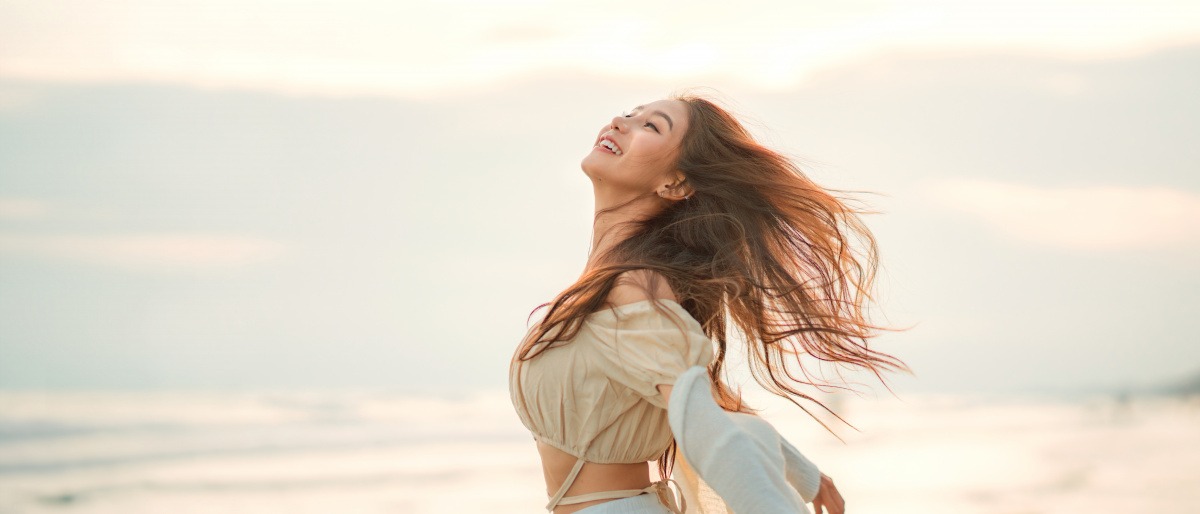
left=581, top=99, right=690, bottom=194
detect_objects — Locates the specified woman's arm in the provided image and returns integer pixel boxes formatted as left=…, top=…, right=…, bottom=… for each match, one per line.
left=662, top=367, right=810, bottom=513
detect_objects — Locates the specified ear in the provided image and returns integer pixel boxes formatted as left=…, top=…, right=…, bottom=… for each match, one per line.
left=657, top=172, right=694, bottom=201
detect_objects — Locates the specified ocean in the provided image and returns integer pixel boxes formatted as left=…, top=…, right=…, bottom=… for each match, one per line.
left=1, top=388, right=1196, bottom=513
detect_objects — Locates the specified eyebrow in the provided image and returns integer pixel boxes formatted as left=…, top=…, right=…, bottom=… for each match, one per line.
left=632, top=105, right=674, bottom=132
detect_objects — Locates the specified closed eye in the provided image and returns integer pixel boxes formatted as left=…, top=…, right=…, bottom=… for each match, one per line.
left=621, top=112, right=660, bottom=133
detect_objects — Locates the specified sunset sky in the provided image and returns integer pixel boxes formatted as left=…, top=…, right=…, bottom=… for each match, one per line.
left=2, top=0, right=1198, bottom=396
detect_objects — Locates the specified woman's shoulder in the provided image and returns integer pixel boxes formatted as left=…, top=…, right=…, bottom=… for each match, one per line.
left=589, top=270, right=706, bottom=336
left=606, top=269, right=678, bottom=307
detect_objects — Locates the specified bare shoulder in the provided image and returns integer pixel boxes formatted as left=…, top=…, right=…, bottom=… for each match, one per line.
left=607, top=269, right=679, bottom=307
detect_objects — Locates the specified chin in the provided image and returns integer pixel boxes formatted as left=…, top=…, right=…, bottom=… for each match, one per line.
left=580, top=155, right=603, bottom=179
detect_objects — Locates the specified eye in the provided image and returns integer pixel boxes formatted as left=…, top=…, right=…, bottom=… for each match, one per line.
left=620, top=111, right=659, bottom=133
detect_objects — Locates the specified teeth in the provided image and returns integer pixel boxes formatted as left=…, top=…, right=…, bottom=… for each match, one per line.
left=599, top=139, right=622, bottom=155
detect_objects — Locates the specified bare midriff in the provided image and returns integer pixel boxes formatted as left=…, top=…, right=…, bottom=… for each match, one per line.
left=537, top=441, right=653, bottom=514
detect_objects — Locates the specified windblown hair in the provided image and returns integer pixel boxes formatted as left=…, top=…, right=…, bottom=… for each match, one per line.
left=513, top=90, right=913, bottom=483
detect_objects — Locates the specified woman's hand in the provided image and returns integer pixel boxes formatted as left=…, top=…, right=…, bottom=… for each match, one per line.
left=812, top=473, right=845, bottom=514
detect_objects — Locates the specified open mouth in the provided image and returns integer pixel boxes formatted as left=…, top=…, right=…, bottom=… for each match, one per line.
left=596, top=136, right=622, bottom=155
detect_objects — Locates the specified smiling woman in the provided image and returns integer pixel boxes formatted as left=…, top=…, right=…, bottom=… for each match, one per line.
left=509, top=89, right=912, bottom=514
left=580, top=100, right=691, bottom=203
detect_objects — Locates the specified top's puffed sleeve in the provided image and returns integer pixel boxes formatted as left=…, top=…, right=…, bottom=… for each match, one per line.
left=588, top=302, right=714, bottom=409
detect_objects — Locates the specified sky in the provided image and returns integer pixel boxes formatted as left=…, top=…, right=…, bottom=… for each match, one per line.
left=1, top=0, right=1198, bottom=397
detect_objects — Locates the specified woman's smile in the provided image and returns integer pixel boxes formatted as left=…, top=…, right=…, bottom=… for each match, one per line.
left=593, top=143, right=619, bottom=155
left=595, top=134, right=623, bottom=155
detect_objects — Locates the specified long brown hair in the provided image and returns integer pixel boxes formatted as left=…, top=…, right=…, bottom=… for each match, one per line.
left=513, top=89, right=913, bottom=483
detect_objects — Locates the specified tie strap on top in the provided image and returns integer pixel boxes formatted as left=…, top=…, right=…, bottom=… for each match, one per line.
left=543, top=454, right=687, bottom=513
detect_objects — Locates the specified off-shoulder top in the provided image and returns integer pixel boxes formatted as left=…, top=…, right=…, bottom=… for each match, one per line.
left=508, top=299, right=716, bottom=512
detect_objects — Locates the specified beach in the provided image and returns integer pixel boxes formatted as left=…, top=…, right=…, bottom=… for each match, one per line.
left=1, top=388, right=1197, bottom=513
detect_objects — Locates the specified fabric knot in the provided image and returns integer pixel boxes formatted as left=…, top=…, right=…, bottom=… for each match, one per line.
left=651, top=477, right=687, bottom=514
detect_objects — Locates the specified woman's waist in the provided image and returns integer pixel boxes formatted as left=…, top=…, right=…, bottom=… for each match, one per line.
left=537, top=442, right=654, bottom=496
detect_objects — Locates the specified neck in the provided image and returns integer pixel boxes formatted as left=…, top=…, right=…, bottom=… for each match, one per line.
left=586, top=188, right=661, bottom=271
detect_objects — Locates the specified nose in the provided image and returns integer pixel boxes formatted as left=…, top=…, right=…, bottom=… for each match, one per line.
left=609, top=115, right=627, bottom=132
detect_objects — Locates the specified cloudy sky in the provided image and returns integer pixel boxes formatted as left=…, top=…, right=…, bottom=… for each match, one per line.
left=1, top=0, right=1198, bottom=397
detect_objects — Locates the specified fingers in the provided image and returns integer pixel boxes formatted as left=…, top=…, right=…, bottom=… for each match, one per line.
left=815, top=474, right=845, bottom=514
left=829, top=493, right=845, bottom=514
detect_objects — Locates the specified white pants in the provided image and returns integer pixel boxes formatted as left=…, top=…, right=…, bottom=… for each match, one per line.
left=573, top=493, right=674, bottom=514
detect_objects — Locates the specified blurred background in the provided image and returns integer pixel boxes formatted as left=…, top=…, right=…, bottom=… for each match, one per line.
left=1, top=1, right=1198, bottom=512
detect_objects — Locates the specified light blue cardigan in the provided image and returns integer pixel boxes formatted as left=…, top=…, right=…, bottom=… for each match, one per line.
left=667, top=365, right=823, bottom=513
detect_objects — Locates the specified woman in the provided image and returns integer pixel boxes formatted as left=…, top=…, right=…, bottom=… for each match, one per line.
left=509, top=91, right=912, bottom=514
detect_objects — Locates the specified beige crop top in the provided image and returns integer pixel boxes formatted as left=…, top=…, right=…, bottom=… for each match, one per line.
left=508, top=299, right=715, bottom=512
